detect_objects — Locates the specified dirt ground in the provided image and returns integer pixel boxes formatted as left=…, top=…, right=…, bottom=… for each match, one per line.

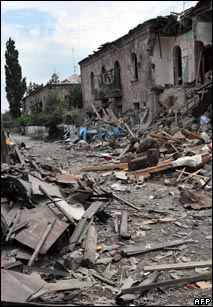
left=11, top=132, right=212, bottom=306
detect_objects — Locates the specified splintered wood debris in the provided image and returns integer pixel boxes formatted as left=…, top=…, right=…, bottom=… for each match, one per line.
left=1, top=97, right=212, bottom=306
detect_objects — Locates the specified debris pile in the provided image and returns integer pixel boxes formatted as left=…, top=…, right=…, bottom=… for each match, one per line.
left=1, top=98, right=212, bottom=306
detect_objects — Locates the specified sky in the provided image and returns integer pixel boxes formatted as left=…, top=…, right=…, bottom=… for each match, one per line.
left=1, top=1, right=198, bottom=113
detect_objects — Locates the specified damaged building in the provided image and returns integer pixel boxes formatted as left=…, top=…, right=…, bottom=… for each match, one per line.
left=79, top=1, right=212, bottom=125
left=22, top=74, right=81, bottom=115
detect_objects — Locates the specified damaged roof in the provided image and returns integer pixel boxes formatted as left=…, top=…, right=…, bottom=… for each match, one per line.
left=79, top=1, right=211, bottom=65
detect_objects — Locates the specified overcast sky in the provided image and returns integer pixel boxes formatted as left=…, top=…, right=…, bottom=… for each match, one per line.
left=1, top=1, right=198, bottom=112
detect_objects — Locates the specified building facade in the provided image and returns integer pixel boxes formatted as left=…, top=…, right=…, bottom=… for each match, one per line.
left=23, top=74, right=81, bottom=115
left=79, top=1, right=212, bottom=123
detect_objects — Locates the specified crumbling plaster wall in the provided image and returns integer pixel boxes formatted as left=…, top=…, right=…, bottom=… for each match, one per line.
left=194, top=21, right=212, bottom=46
left=80, top=25, right=153, bottom=113
left=152, top=31, right=195, bottom=86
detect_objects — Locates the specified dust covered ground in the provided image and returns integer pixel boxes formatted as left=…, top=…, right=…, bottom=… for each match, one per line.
left=11, top=133, right=212, bottom=306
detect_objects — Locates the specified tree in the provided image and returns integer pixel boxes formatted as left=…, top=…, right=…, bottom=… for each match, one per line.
left=26, top=81, right=44, bottom=95
left=68, top=85, right=83, bottom=109
left=49, top=73, right=60, bottom=83
left=5, top=38, right=27, bottom=118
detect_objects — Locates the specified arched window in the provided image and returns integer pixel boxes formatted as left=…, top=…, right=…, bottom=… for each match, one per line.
left=173, top=46, right=182, bottom=85
left=90, top=72, right=94, bottom=92
left=101, top=66, right=106, bottom=84
left=114, top=61, right=121, bottom=89
left=131, top=53, right=138, bottom=80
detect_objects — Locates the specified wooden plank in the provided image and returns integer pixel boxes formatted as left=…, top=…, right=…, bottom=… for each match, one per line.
left=175, top=169, right=209, bottom=180
left=23, top=265, right=69, bottom=277
left=121, top=239, right=194, bottom=256
left=182, top=129, right=204, bottom=142
left=150, top=133, right=181, bottom=143
left=101, top=188, right=139, bottom=211
left=120, top=210, right=131, bottom=239
left=105, top=108, right=118, bottom=123
left=69, top=202, right=102, bottom=251
left=134, top=162, right=172, bottom=180
left=83, top=225, right=97, bottom=268
left=116, top=271, right=160, bottom=304
left=5, top=209, right=21, bottom=242
left=39, top=185, right=76, bottom=225
left=124, top=123, right=135, bottom=138
left=10, top=135, right=26, bottom=165
left=89, top=270, right=115, bottom=286
left=133, top=153, right=210, bottom=180
left=182, top=168, right=202, bottom=182
left=90, top=103, right=101, bottom=119
left=143, top=260, right=212, bottom=272
left=28, top=279, right=92, bottom=301
left=118, top=143, right=131, bottom=160
left=28, top=219, right=55, bottom=266
left=176, top=167, right=186, bottom=182
left=122, top=272, right=212, bottom=294
left=80, top=163, right=128, bottom=172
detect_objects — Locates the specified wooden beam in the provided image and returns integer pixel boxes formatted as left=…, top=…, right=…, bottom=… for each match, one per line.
left=175, top=169, right=209, bottom=180
left=10, top=135, right=26, bottom=165
left=90, top=103, right=101, bottom=119
left=28, top=219, right=55, bottom=266
left=5, top=209, right=21, bottom=242
left=83, top=225, right=97, bottom=268
left=39, top=185, right=76, bottom=225
left=182, top=129, right=204, bottom=142
left=120, top=239, right=194, bottom=256
left=80, top=163, right=128, bottom=172
left=89, top=270, right=115, bottom=286
left=143, top=260, right=212, bottom=272
left=118, top=144, right=131, bottom=160
left=120, top=210, right=131, bottom=239
left=122, top=272, right=212, bottom=294
left=124, top=123, right=135, bottom=138
left=101, top=188, right=139, bottom=211
left=69, top=202, right=102, bottom=251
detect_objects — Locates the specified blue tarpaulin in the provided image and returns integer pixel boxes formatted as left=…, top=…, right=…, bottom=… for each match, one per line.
left=79, top=127, right=87, bottom=141
left=79, top=126, right=125, bottom=142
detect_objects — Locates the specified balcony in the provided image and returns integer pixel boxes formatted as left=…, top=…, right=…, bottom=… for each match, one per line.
left=94, top=83, right=122, bottom=100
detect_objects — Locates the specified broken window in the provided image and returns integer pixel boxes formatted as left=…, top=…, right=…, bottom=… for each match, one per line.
left=131, top=53, right=138, bottom=80
left=200, top=45, right=212, bottom=84
left=195, top=42, right=212, bottom=84
left=90, top=72, right=94, bottom=93
left=173, top=46, right=183, bottom=85
left=133, top=102, right=140, bottom=110
left=101, top=66, right=106, bottom=84
left=114, top=61, right=121, bottom=90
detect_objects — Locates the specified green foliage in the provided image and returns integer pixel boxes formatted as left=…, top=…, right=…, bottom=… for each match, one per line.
left=2, top=111, right=14, bottom=128
left=63, top=109, right=85, bottom=125
left=2, top=111, right=13, bottom=122
left=44, top=91, right=63, bottom=114
left=43, top=92, right=64, bottom=137
left=26, top=81, right=44, bottom=96
left=14, top=114, right=33, bottom=127
left=67, top=85, right=83, bottom=109
left=5, top=38, right=27, bottom=118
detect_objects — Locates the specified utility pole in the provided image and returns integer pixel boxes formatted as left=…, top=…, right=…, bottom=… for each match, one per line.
left=72, top=48, right=77, bottom=74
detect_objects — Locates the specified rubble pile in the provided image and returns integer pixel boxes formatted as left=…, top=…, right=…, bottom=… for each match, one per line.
left=1, top=98, right=212, bottom=306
